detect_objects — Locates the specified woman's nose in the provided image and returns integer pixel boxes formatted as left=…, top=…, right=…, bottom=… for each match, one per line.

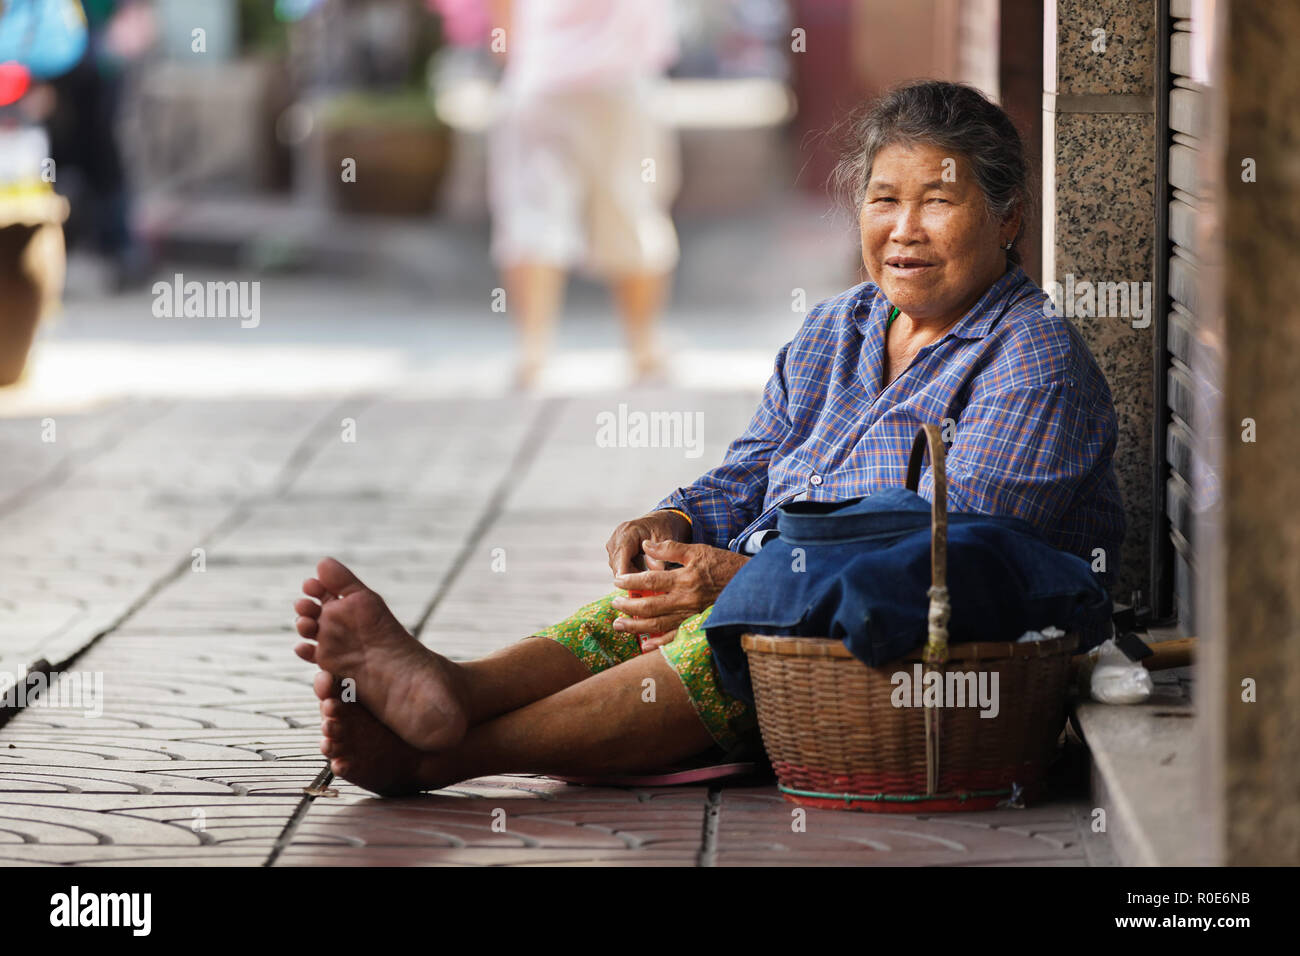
left=889, top=203, right=926, bottom=243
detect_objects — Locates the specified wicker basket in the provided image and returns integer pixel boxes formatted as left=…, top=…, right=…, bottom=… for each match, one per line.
left=741, top=424, right=1078, bottom=812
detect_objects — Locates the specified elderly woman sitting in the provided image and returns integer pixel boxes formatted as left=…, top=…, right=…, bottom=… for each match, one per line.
left=291, top=80, right=1125, bottom=795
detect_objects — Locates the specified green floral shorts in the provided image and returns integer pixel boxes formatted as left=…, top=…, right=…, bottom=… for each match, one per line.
left=529, top=590, right=757, bottom=750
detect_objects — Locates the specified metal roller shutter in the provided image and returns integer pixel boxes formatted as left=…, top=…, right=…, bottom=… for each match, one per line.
left=1162, top=0, right=1201, bottom=633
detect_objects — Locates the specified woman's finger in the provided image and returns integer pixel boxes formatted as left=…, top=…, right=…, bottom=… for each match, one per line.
left=609, top=536, right=642, bottom=576
left=612, top=598, right=691, bottom=632
left=611, top=587, right=691, bottom=621
left=612, top=569, right=675, bottom=592
left=633, top=614, right=691, bottom=637
left=640, top=628, right=681, bottom=650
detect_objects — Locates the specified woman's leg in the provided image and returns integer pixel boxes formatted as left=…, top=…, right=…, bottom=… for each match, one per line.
left=458, top=587, right=643, bottom=722
left=456, top=639, right=593, bottom=723
left=317, top=595, right=757, bottom=796
left=320, top=648, right=716, bottom=795
left=294, top=560, right=640, bottom=748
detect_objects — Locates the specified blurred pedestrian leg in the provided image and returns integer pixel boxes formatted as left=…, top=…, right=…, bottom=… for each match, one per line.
left=613, top=270, right=672, bottom=383
left=487, top=0, right=680, bottom=388
left=502, top=261, right=565, bottom=389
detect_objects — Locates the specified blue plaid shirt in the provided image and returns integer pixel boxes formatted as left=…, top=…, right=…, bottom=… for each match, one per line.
left=654, top=265, right=1126, bottom=570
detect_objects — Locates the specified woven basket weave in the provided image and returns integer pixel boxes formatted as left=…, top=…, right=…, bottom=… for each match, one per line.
left=741, top=425, right=1077, bottom=812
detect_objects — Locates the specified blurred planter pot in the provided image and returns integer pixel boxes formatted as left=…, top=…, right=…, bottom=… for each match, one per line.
left=318, top=92, right=449, bottom=216
left=0, top=196, right=68, bottom=387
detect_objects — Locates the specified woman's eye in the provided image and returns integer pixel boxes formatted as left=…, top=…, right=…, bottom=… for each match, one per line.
left=927, top=197, right=949, bottom=205
left=870, top=197, right=896, bottom=204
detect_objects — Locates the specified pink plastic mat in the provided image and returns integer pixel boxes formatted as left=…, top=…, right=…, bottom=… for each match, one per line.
left=550, top=761, right=758, bottom=787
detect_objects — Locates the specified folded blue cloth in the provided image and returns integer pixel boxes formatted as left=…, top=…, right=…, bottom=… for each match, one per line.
left=705, top=488, right=1112, bottom=703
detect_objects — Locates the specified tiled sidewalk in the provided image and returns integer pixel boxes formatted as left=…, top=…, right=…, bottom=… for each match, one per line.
left=0, top=392, right=1109, bottom=866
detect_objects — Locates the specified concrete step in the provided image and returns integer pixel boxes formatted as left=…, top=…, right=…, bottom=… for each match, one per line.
left=1072, top=627, right=1213, bottom=865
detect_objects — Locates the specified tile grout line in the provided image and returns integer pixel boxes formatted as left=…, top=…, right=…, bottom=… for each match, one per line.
left=0, top=395, right=373, bottom=744
left=264, top=392, right=382, bottom=500
left=0, top=398, right=173, bottom=520
left=409, top=396, right=564, bottom=641
left=265, top=765, right=333, bottom=867
left=25, top=394, right=374, bottom=673
left=0, top=394, right=376, bottom=864
left=697, top=787, right=721, bottom=867
left=266, top=396, right=558, bottom=866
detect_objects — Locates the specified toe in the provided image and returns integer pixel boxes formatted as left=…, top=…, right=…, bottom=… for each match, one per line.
left=296, top=616, right=319, bottom=638
left=320, top=696, right=343, bottom=718
left=316, top=557, right=367, bottom=597
left=321, top=737, right=336, bottom=757
left=302, top=576, right=330, bottom=600
left=312, top=670, right=338, bottom=700
left=330, top=757, right=349, bottom=777
left=295, top=598, right=321, bottom=619
left=294, top=642, right=318, bottom=663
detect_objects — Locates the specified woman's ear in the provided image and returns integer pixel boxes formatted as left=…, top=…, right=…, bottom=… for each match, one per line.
left=1004, top=204, right=1025, bottom=246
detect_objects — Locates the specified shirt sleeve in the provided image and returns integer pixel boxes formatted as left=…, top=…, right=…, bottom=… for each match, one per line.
left=652, top=342, right=793, bottom=549
left=914, top=376, right=1114, bottom=537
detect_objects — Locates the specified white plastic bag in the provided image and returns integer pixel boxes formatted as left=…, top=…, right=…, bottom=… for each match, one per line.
left=1088, top=637, right=1153, bottom=704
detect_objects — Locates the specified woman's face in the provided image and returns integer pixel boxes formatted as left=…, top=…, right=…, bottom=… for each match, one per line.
left=859, top=142, right=1019, bottom=327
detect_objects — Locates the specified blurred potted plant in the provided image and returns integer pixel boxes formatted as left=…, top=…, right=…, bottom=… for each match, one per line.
left=0, top=1, right=82, bottom=387
left=319, top=88, right=448, bottom=215
left=239, top=0, right=296, bottom=191
left=0, top=127, right=68, bottom=387
left=316, top=0, right=448, bottom=215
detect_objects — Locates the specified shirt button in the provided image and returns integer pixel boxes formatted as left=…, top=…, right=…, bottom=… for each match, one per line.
left=809, top=473, right=823, bottom=486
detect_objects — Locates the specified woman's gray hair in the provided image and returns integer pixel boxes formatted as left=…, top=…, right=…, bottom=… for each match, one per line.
left=830, top=80, right=1035, bottom=264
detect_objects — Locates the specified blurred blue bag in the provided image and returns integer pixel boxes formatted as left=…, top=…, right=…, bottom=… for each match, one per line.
left=0, top=0, right=88, bottom=80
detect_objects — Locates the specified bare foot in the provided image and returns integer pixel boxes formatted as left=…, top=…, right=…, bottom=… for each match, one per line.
left=631, top=348, right=668, bottom=386
left=512, top=355, right=543, bottom=391
left=293, top=558, right=469, bottom=751
left=316, top=675, right=453, bottom=797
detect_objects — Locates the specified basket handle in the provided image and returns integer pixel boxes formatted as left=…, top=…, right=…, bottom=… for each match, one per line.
left=905, top=425, right=951, bottom=796
left=904, top=424, right=949, bottom=601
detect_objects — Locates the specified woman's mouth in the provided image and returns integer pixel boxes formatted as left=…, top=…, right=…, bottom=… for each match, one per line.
left=885, top=256, right=936, bottom=275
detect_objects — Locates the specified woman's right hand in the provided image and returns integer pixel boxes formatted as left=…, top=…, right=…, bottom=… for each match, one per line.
left=606, top=510, right=692, bottom=576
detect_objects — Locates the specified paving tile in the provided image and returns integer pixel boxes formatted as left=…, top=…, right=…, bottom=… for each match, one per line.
left=0, top=794, right=300, bottom=850
left=712, top=850, right=1087, bottom=866
left=0, top=729, right=321, bottom=762
left=712, top=789, right=1092, bottom=865
left=66, top=398, right=331, bottom=496
left=11, top=702, right=314, bottom=731
left=0, top=760, right=326, bottom=795
left=274, top=846, right=697, bottom=866
left=0, top=846, right=273, bottom=866
left=0, top=400, right=170, bottom=510
left=292, top=793, right=704, bottom=851
left=59, top=636, right=318, bottom=679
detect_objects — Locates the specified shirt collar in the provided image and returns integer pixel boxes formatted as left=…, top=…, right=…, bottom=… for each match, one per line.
left=856, top=264, right=1033, bottom=341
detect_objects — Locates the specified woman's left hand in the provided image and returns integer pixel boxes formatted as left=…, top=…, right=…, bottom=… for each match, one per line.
left=610, top=539, right=749, bottom=647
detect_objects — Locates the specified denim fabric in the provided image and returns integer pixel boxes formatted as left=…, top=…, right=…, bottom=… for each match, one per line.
left=704, top=488, right=1112, bottom=704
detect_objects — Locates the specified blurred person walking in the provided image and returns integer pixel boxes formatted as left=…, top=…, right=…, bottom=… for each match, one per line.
left=45, top=0, right=154, bottom=289
left=487, top=0, right=681, bottom=387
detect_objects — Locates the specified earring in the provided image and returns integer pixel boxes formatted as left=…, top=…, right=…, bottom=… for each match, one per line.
left=1003, top=240, right=1013, bottom=250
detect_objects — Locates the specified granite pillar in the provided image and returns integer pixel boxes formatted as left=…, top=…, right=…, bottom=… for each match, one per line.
left=1043, top=0, right=1157, bottom=605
